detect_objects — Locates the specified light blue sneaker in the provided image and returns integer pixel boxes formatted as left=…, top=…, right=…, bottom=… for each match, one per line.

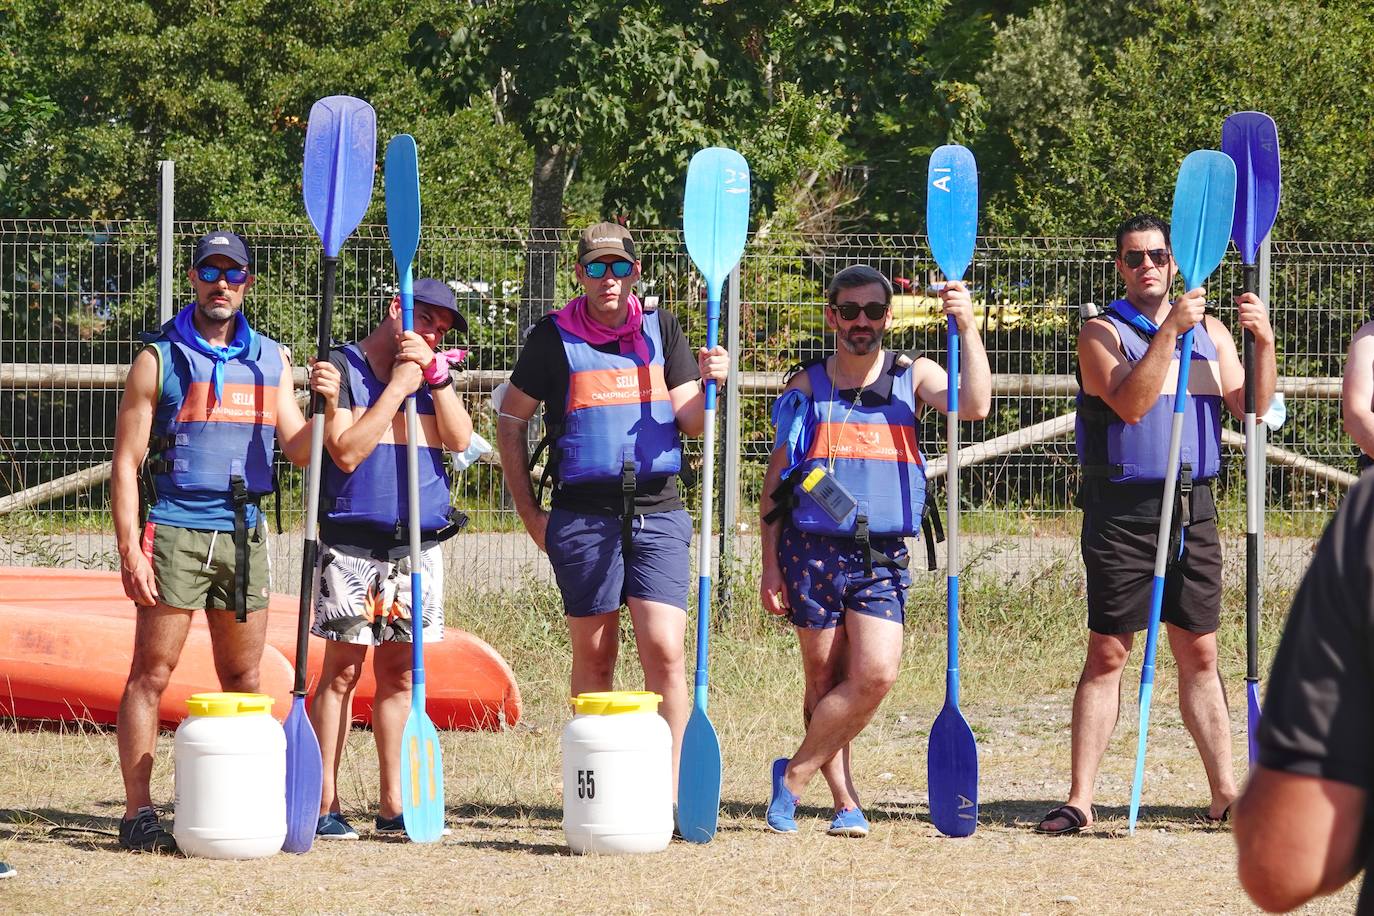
left=315, top=812, right=359, bottom=840
left=766, top=757, right=799, bottom=833
left=828, top=805, right=870, bottom=838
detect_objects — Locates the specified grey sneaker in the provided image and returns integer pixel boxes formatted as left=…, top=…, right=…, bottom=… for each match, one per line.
left=118, top=807, right=178, bottom=854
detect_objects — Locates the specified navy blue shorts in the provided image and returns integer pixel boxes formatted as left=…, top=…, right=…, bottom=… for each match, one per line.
left=780, top=525, right=910, bottom=629
left=546, top=507, right=693, bottom=617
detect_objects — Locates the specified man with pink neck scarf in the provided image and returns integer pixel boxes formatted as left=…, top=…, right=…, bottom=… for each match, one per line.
left=497, top=221, right=729, bottom=807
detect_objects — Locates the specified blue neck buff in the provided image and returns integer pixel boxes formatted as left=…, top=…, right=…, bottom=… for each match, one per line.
left=1108, top=298, right=1161, bottom=337
left=174, top=303, right=255, bottom=403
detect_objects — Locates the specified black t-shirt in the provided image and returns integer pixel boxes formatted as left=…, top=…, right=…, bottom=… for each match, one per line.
left=508, top=309, right=700, bottom=515
left=1258, top=473, right=1374, bottom=908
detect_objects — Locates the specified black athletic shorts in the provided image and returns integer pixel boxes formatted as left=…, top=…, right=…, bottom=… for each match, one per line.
left=1080, top=499, right=1222, bottom=636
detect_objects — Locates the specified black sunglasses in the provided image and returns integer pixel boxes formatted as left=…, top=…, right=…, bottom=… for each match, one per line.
left=583, top=260, right=634, bottom=279
left=1121, top=248, right=1170, bottom=269
left=830, top=302, right=889, bottom=321
left=196, top=265, right=249, bottom=284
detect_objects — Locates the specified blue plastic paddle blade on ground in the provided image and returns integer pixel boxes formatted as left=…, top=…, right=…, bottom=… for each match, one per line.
left=683, top=147, right=750, bottom=305
left=1129, top=681, right=1156, bottom=834
left=1222, top=112, right=1281, bottom=264
left=400, top=682, right=446, bottom=843
left=282, top=697, right=323, bottom=853
left=303, top=96, right=377, bottom=257
left=1246, top=681, right=1262, bottom=763
left=926, top=145, right=979, bottom=281
left=385, top=135, right=422, bottom=280
left=928, top=699, right=979, bottom=837
left=676, top=705, right=723, bottom=843
left=1169, top=150, right=1237, bottom=291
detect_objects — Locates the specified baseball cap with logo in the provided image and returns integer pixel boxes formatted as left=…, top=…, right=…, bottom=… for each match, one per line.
left=412, top=278, right=469, bottom=335
left=192, top=231, right=252, bottom=268
left=577, top=222, right=636, bottom=265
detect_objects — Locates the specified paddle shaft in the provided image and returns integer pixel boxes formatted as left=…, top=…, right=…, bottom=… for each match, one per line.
left=1242, top=263, right=1260, bottom=687
left=400, top=272, right=427, bottom=687
left=692, top=293, right=722, bottom=710
left=293, top=255, right=339, bottom=696
left=945, top=316, right=961, bottom=704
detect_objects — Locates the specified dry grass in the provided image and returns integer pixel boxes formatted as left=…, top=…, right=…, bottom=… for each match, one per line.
left=0, top=560, right=1358, bottom=914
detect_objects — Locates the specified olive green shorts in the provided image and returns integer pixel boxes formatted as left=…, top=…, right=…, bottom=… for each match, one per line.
left=141, top=520, right=270, bottom=613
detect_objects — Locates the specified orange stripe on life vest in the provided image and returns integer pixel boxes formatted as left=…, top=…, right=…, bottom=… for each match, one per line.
left=805, top=423, right=923, bottom=463
left=175, top=381, right=278, bottom=426
left=567, top=365, right=670, bottom=413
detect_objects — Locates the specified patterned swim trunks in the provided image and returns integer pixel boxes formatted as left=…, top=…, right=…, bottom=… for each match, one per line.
left=779, top=524, right=910, bottom=629
left=311, top=540, right=444, bottom=645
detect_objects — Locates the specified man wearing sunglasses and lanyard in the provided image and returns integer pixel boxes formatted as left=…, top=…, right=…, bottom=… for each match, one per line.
left=111, top=230, right=336, bottom=852
left=496, top=221, right=729, bottom=804
left=1035, top=214, right=1276, bottom=836
left=758, top=265, right=991, bottom=836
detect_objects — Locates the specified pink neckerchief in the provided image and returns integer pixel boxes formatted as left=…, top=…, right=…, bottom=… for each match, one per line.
left=552, top=293, right=650, bottom=362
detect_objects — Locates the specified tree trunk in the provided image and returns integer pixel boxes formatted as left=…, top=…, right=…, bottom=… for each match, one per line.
left=522, top=142, right=570, bottom=334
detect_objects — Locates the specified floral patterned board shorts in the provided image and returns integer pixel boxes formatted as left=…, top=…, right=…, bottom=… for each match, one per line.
left=311, top=540, right=445, bottom=646
left=779, top=524, right=910, bottom=629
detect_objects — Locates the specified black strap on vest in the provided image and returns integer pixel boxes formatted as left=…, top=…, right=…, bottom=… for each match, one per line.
left=387, top=507, right=470, bottom=559
left=621, top=460, right=637, bottom=561
left=229, top=475, right=253, bottom=623
left=1166, top=464, right=1193, bottom=571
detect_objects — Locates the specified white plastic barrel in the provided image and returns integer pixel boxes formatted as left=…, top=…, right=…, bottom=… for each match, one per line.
left=561, top=691, right=673, bottom=854
left=173, top=692, right=286, bottom=859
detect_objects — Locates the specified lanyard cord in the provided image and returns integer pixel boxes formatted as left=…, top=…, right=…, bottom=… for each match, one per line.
left=825, top=355, right=878, bottom=473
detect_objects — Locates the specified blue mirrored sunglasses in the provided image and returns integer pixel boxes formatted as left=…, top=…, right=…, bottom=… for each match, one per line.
left=196, top=265, right=249, bottom=284
left=583, top=260, right=634, bottom=279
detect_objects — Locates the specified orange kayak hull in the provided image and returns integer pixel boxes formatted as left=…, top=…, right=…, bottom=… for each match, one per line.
left=0, top=567, right=521, bottom=730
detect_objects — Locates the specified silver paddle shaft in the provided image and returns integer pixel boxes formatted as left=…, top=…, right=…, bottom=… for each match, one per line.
left=1150, top=412, right=1187, bottom=578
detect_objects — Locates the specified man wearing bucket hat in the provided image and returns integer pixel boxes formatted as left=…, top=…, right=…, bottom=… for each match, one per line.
left=757, top=264, right=990, bottom=836
left=111, top=230, right=335, bottom=852
left=496, top=221, right=729, bottom=798
left=306, top=278, right=473, bottom=840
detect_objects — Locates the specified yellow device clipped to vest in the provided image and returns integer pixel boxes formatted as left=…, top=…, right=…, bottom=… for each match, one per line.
left=800, top=467, right=858, bottom=524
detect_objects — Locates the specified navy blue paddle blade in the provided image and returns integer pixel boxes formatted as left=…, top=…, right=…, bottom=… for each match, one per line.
left=1170, top=150, right=1237, bottom=291
left=683, top=147, right=750, bottom=304
left=1222, top=112, right=1281, bottom=264
left=676, top=705, right=722, bottom=843
left=384, top=134, right=422, bottom=274
left=1247, top=682, right=1261, bottom=764
left=926, top=145, right=979, bottom=280
left=928, top=699, right=979, bottom=837
left=303, top=96, right=377, bottom=258
left=282, top=697, right=322, bottom=853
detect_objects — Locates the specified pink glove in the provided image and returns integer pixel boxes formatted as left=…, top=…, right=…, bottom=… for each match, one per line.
left=424, top=348, right=468, bottom=385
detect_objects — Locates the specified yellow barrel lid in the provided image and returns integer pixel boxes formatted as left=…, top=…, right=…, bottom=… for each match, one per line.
left=570, top=691, right=662, bottom=715
left=185, top=692, right=275, bottom=717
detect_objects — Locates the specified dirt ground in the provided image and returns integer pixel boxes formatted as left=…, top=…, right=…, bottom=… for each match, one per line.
left=0, top=684, right=1359, bottom=915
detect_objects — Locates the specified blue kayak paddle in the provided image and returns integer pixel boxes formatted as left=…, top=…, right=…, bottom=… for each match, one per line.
left=290, top=94, right=376, bottom=854
left=1222, top=112, right=1281, bottom=766
left=677, top=146, right=750, bottom=844
left=1128, top=149, right=1236, bottom=834
left=925, top=143, right=980, bottom=838
left=385, top=133, right=445, bottom=844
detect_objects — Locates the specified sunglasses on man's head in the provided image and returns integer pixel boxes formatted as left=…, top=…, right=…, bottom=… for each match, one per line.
left=583, top=260, right=634, bottom=279
left=196, top=265, right=249, bottom=284
left=1121, top=248, right=1170, bottom=269
left=830, top=302, right=889, bottom=321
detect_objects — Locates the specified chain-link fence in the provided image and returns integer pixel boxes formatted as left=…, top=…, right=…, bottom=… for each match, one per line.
left=1, top=219, right=1366, bottom=601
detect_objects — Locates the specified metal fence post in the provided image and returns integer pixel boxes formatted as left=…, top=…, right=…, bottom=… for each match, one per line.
left=158, top=160, right=175, bottom=323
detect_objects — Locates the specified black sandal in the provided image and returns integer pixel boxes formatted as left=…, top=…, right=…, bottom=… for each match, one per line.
left=1035, top=804, right=1091, bottom=835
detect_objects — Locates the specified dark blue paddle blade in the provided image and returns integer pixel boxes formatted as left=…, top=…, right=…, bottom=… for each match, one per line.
left=928, top=701, right=979, bottom=837
left=401, top=684, right=445, bottom=843
left=384, top=135, right=422, bottom=276
left=1170, top=150, right=1237, bottom=291
left=676, top=705, right=722, bottom=843
left=302, top=96, right=377, bottom=258
left=1222, top=112, right=1281, bottom=265
left=926, top=145, right=978, bottom=281
left=1247, top=682, right=1261, bottom=764
left=282, top=697, right=322, bottom=853
left=683, top=147, right=750, bottom=304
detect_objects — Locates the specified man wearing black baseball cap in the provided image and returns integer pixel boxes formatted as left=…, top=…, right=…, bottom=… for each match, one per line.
left=110, top=229, right=331, bottom=852
left=496, top=220, right=730, bottom=811
left=305, top=278, right=473, bottom=840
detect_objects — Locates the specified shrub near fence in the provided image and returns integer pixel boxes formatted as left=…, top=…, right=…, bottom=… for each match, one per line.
left=0, top=220, right=1367, bottom=597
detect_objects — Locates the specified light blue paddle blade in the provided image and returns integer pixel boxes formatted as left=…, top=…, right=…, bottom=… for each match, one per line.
left=926, top=145, right=979, bottom=281
left=385, top=135, right=422, bottom=278
left=303, top=96, right=377, bottom=258
left=282, top=696, right=322, bottom=853
left=400, top=683, right=445, bottom=843
left=928, top=699, right=979, bottom=837
left=683, top=147, right=751, bottom=305
left=676, top=705, right=722, bottom=843
left=1222, top=112, right=1281, bottom=265
left=1129, top=681, right=1155, bottom=835
left=1170, top=150, right=1237, bottom=291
